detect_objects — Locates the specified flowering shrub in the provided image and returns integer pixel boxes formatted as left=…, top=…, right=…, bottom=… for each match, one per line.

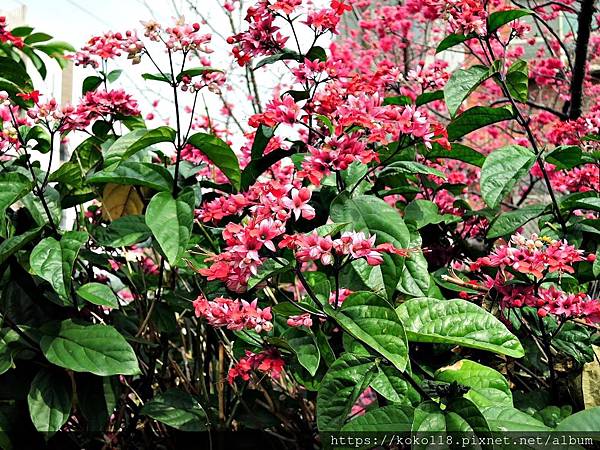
left=0, top=0, right=599, bottom=447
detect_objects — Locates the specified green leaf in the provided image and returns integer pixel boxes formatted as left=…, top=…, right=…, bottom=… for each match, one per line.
left=404, top=200, right=459, bottom=229
left=106, top=69, right=123, bottom=83
left=330, top=194, right=410, bottom=300
left=103, top=127, right=176, bottom=166
left=396, top=297, right=524, bottom=357
left=93, top=215, right=151, bottom=247
left=480, top=405, right=550, bottom=431
left=488, top=8, right=533, bottom=33
left=76, top=283, right=119, bottom=308
left=0, top=172, right=32, bottom=212
left=383, top=95, right=412, bottom=106
left=176, top=66, right=222, bottom=82
left=284, top=328, right=320, bottom=376
left=30, top=231, right=88, bottom=299
left=416, top=90, right=444, bottom=106
left=88, top=161, right=174, bottom=192
left=435, top=359, right=512, bottom=406
left=555, top=407, right=600, bottom=433
left=140, top=389, right=208, bottom=431
left=247, top=258, right=291, bottom=289
left=487, top=204, right=546, bottom=238
left=305, top=45, right=327, bottom=62
left=142, top=72, right=173, bottom=83
left=436, top=33, right=475, bottom=53
left=254, top=50, right=300, bottom=69
left=21, top=187, right=62, bottom=226
left=0, top=227, right=43, bottom=266
left=505, top=59, right=529, bottom=103
left=545, top=145, right=583, bottom=170
left=398, top=232, right=430, bottom=297
left=426, top=142, right=486, bottom=167
left=25, top=32, right=52, bottom=45
left=444, top=65, right=491, bottom=117
left=447, top=106, right=514, bottom=141
left=145, top=192, right=194, bottom=265
left=341, top=404, right=414, bottom=432
left=187, top=133, right=241, bottom=190
left=40, top=319, right=140, bottom=376
left=381, top=160, right=447, bottom=179
left=480, top=145, right=536, bottom=208
left=250, top=124, right=275, bottom=160
left=572, top=197, right=600, bottom=212
left=324, top=292, right=408, bottom=372
left=27, top=369, right=72, bottom=434
left=316, top=353, right=377, bottom=431
left=370, top=365, right=419, bottom=404
left=0, top=57, right=33, bottom=104
left=82, top=75, right=102, bottom=94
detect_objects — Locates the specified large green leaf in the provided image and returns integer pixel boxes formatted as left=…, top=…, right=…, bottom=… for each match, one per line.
left=412, top=399, right=492, bottom=449
left=187, top=133, right=241, bottom=190
left=145, top=192, right=194, bottom=265
left=27, top=369, right=72, bottom=434
left=447, top=106, right=514, bottom=141
left=0, top=227, right=43, bottom=266
left=40, top=319, right=140, bottom=376
left=480, top=145, right=536, bottom=209
left=316, top=353, right=377, bottom=431
left=341, top=404, right=414, bottom=432
left=330, top=194, right=410, bottom=300
left=370, top=365, right=419, bottom=405
left=140, top=389, right=208, bottom=431
left=398, top=231, right=430, bottom=297
left=0, top=57, right=33, bottom=103
left=21, top=187, right=62, bottom=226
left=426, top=143, right=486, bottom=167
left=487, top=8, right=533, bottom=32
left=30, top=231, right=88, bottom=299
left=93, top=215, right=151, bottom=247
left=436, top=33, right=475, bottom=53
left=487, top=204, right=546, bottom=238
left=250, top=124, right=275, bottom=160
left=444, top=65, right=491, bottom=117
left=103, top=127, right=176, bottom=166
left=435, top=359, right=513, bottom=407
left=283, top=328, right=320, bottom=376
left=396, top=298, right=524, bottom=357
left=324, top=292, right=408, bottom=372
left=480, top=405, right=550, bottom=431
left=76, top=283, right=119, bottom=309
left=555, top=407, right=600, bottom=433
left=0, top=172, right=32, bottom=212
left=87, top=161, right=174, bottom=192
left=505, top=59, right=529, bottom=103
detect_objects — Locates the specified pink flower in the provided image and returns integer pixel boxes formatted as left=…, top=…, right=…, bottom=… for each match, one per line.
left=228, top=348, right=285, bottom=384
left=280, top=188, right=316, bottom=220
left=193, top=294, right=273, bottom=333
left=287, top=313, right=313, bottom=327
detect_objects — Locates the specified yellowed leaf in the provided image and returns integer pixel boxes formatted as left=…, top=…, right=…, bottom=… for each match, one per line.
left=582, top=345, right=600, bottom=408
left=101, top=184, right=144, bottom=221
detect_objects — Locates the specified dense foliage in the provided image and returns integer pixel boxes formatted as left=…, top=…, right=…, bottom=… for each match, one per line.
left=0, top=0, right=599, bottom=448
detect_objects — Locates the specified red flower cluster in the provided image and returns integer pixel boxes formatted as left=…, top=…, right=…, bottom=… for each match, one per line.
left=228, top=348, right=285, bottom=384
left=193, top=294, right=273, bottom=333
left=228, top=0, right=289, bottom=66
left=71, top=31, right=143, bottom=68
left=281, top=230, right=409, bottom=266
left=62, top=89, right=140, bottom=131
left=494, top=284, right=600, bottom=323
left=442, top=0, right=487, bottom=36
left=0, top=17, right=24, bottom=48
left=471, top=233, right=585, bottom=279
